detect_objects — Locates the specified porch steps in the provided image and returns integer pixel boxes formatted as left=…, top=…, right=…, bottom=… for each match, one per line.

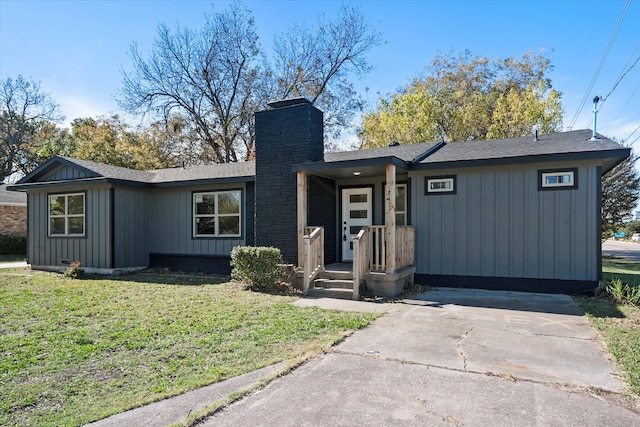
left=307, top=269, right=356, bottom=300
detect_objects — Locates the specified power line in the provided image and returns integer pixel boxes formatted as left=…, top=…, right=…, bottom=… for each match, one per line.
left=603, top=83, right=640, bottom=134
left=568, top=0, right=631, bottom=130
left=602, top=41, right=640, bottom=104
left=625, top=123, right=640, bottom=143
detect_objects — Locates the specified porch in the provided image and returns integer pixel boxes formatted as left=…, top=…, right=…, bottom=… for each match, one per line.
left=296, top=225, right=415, bottom=300
left=296, top=163, right=416, bottom=300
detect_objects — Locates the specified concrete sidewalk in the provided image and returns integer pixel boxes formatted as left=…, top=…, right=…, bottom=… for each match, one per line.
left=0, top=260, right=28, bottom=269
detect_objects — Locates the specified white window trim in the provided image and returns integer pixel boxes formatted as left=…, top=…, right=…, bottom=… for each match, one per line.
left=540, top=170, right=576, bottom=189
left=48, top=193, right=85, bottom=237
left=426, top=176, right=456, bottom=194
left=193, top=190, right=242, bottom=238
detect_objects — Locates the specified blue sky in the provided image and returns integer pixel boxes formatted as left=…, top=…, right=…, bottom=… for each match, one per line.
left=1, top=0, right=638, bottom=147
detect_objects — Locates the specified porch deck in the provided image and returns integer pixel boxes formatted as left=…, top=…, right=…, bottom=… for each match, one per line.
left=324, top=263, right=353, bottom=272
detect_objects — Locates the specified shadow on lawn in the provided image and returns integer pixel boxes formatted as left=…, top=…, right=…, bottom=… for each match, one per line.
left=84, top=269, right=230, bottom=286
left=82, top=269, right=302, bottom=296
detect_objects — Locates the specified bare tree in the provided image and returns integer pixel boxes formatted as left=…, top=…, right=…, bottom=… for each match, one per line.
left=271, top=4, right=382, bottom=139
left=119, top=2, right=261, bottom=163
left=119, top=3, right=382, bottom=162
left=0, top=75, right=62, bottom=181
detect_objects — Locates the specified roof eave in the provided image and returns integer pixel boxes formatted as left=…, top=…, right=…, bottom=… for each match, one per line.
left=7, top=177, right=149, bottom=191
left=16, top=156, right=102, bottom=184
left=293, top=156, right=410, bottom=174
left=152, top=175, right=255, bottom=187
left=412, top=148, right=631, bottom=171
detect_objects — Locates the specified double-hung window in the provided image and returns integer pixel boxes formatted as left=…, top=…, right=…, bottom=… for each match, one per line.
left=49, top=193, right=85, bottom=236
left=193, top=190, right=241, bottom=237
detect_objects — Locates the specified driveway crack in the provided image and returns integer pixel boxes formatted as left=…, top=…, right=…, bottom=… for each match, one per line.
left=457, top=326, right=474, bottom=370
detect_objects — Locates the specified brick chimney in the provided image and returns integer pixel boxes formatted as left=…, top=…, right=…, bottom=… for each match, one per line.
left=254, top=98, right=324, bottom=263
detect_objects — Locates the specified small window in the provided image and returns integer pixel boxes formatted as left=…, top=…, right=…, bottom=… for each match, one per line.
left=194, top=190, right=241, bottom=237
left=539, top=169, right=578, bottom=190
left=49, top=193, right=85, bottom=236
left=396, top=183, right=407, bottom=225
left=425, top=176, right=456, bottom=195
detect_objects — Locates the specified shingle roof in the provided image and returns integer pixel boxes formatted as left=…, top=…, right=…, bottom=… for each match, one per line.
left=0, top=183, right=27, bottom=205
left=417, top=130, right=623, bottom=165
left=56, top=156, right=255, bottom=184
left=12, top=129, right=629, bottom=190
left=325, top=142, right=442, bottom=163
left=149, top=162, right=255, bottom=183
left=58, top=156, right=155, bottom=182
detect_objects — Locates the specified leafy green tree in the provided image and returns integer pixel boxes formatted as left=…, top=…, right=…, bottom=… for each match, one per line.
left=602, top=146, right=640, bottom=239
left=0, top=75, right=62, bottom=181
left=20, top=121, right=75, bottom=172
left=70, top=116, right=138, bottom=168
left=360, top=50, right=563, bottom=147
left=135, top=115, right=199, bottom=169
left=70, top=115, right=176, bottom=170
left=621, top=220, right=640, bottom=239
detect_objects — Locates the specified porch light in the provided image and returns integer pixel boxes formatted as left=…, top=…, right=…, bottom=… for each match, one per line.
left=353, top=171, right=362, bottom=176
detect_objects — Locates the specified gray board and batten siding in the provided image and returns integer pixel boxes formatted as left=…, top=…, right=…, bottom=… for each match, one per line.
left=16, top=158, right=253, bottom=273
left=410, top=161, right=601, bottom=293
left=144, top=182, right=253, bottom=270
left=7, top=98, right=630, bottom=294
left=28, top=186, right=112, bottom=269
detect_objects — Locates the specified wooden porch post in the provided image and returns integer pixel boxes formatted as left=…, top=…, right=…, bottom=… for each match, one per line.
left=385, top=163, right=396, bottom=272
left=297, top=171, right=307, bottom=268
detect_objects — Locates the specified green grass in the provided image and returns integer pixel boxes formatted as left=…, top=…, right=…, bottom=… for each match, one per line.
left=0, top=270, right=377, bottom=426
left=601, top=255, right=640, bottom=286
left=573, top=255, right=640, bottom=396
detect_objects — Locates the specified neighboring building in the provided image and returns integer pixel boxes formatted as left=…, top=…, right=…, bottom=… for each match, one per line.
left=8, top=98, right=629, bottom=296
left=0, top=182, right=27, bottom=236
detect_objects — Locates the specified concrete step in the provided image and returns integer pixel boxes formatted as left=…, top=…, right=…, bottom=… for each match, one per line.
left=307, top=287, right=354, bottom=300
left=314, top=278, right=354, bottom=289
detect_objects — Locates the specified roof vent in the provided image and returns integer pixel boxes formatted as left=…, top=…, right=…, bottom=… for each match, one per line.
left=389, top=141, right=400, bottom=147
left=590, top=95, right=601, bottom=141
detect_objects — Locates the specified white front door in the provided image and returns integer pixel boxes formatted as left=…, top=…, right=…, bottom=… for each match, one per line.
left=341, top=187, right=373, bottom=261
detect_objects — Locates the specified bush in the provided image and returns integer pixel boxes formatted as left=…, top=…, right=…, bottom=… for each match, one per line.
left=63, top=261, right=84, bottom=279
left=230, top=246, right=284, bottom=291
left=606, top=278, right=640, bottom=306
left=0, top=234, right=27, bottom=255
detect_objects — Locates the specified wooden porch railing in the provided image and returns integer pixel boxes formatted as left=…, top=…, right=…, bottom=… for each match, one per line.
left=355, top=225, right=415, bottom=274
left=352, top=228, right=369, bottom=300
left=302, top=226, right=324, bottom=296
left=395, top=226, right=415, bottom=269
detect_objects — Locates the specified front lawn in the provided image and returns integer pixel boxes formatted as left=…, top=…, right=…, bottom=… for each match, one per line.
left=0, top=270, right=377, bottom=426
left=574, top=255, right=640, bottom=396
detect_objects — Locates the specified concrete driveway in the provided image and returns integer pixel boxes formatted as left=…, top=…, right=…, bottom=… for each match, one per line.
left=204, top=288, right=638, bottom=426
